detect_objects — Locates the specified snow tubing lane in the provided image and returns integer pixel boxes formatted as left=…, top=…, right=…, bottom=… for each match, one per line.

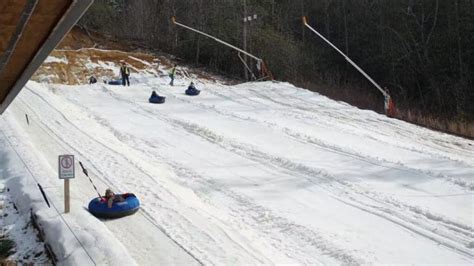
left=88, top=193, right=140, bottom=219
left=185, top=88, right=200, bottom=96
left=149, top=96, right=166, bottom=104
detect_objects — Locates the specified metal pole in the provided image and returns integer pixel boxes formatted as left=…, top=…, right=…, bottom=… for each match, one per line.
left=172, top=16, right=262, bottom=62
left=243, top=0, right=249, bottom=80
left=64, top=179, right=70, bottom=213
left=172, top=16, right=273, bottom=80
left=302, top=17, right=388, bottom=98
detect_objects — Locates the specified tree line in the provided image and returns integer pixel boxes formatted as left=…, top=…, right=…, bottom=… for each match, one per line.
left=79, top=0, right=474, bottom=125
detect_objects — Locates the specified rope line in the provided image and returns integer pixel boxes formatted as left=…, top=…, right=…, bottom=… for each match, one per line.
left=79, top=161, right=102, bottom=199
left=78, top=158, right=205, bottom=265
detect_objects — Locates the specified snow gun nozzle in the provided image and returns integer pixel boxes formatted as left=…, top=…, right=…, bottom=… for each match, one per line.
left=302, top=16, right=308, bottom=25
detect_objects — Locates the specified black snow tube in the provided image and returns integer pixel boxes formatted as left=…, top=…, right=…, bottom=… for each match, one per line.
left=107, top=80, right=122, bottom=85
left=185, top=87, right=200, bottom=96
left=149, top=95, right=166, bottom=104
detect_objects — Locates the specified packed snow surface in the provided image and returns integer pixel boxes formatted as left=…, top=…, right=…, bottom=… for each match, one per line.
left=1, top=74, right=473, bottom=264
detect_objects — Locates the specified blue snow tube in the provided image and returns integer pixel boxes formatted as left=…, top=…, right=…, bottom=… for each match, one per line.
left=149, top=95, right=166, bottom=104
left=88, top=193, right=140, bottom=219
left=185, top=87, right=200, bottom=96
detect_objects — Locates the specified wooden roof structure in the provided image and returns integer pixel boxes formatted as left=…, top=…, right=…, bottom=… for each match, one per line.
left=0, top=0, right=93, bottom=114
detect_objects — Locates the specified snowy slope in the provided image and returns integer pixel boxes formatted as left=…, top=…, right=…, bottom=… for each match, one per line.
left=1, top=71, right=473, bottom=264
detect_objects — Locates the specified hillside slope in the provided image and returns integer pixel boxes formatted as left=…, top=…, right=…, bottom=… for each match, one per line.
left=0, top=51, right=473, bottom=264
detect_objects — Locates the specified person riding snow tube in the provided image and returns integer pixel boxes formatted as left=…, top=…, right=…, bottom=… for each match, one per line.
left=88, top=191, right=140, bottom=219
left=185, top=82, right=200, bottom=96
left=149, top=90, right=166, bottom=104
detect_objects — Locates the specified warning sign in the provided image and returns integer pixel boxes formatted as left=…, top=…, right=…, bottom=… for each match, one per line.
left=58, top=155, right=75, bottom=179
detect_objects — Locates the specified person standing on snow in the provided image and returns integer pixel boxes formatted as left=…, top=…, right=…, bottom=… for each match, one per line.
left=89, top=76, right=97, bottom=84
left=120, top=62, right=130, bottom=86
left=169, top=64, right=177, bottom=86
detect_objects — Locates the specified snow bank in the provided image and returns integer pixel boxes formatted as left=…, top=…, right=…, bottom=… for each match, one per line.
left=43, top=56, right=68, bottom=64
left=0, top=115, right=136, bottom=265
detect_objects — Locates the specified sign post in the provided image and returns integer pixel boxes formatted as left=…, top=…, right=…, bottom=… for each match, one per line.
left=58, top=155, right=74, bottom=213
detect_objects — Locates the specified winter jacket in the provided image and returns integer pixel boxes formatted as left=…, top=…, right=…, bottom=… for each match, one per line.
left=169, top=67, right=176, bottom=76
left=120, top=66, right=130, bottom=76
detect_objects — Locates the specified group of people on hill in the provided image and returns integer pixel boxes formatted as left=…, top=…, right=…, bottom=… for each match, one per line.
left=88, top=61, right=200, bottom=104
left=89, top=62, right=178, bottom=87
left=89, top=62, right=130, bottom=86
left=149, top=81, right=200, bottom=104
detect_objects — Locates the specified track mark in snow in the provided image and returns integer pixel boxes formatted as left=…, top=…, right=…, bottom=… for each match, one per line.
left=208, top=84, right=473, bottom=167
left=19, top=88, right=291, bottom=264
left=162, top=117, right=474, bottom=259
left=17, top=82, right=473, bottom=263
left=29, top=85, right=364, bottom=264
left=72, top=95, right=359, bottom=263
left=248, top=86, right=474, bottom=163
left=17, top=91, right=210, bottom=265
left=100, top=85, right=473, bottom=257
left=167, top=87, right=473, bottom=191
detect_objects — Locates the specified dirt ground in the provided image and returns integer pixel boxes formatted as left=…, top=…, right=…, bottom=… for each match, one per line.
left=31, top=27, right=226, bottom=85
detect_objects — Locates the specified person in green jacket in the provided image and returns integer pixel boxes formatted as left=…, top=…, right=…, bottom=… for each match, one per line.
left=169, top=64, right=177, bottom=86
